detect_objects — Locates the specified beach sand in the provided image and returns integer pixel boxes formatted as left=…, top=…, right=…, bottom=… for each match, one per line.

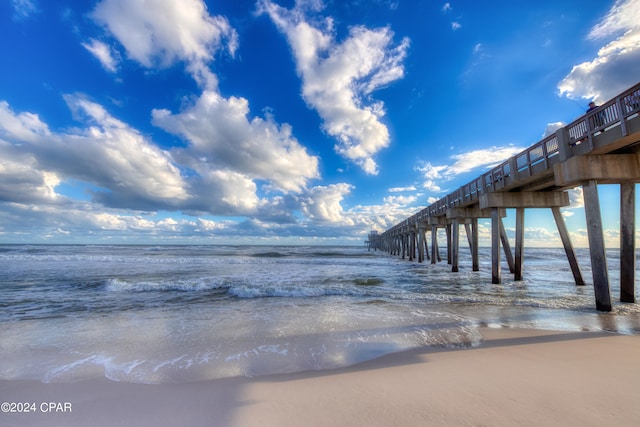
left=1, top=327, right=639, bottom=427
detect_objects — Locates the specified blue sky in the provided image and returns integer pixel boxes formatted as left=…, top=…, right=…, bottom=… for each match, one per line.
left=1, top=0, right=639, bottom=246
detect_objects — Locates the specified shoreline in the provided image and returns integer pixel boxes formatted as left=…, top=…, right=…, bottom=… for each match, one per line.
left=2, top=327, right=639, bottom=426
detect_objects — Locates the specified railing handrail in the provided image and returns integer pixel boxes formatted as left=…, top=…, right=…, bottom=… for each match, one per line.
left=380, top=82, right=640, bottom=237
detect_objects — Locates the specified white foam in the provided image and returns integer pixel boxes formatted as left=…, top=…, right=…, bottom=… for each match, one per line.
left=105, top=278, right=225, bottom=292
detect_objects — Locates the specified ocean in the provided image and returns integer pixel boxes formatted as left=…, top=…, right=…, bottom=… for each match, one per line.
left=1, top=244, right=639, bottom=384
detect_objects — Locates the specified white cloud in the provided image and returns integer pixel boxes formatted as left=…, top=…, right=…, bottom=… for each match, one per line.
left=589, top=0, right=640, bottom=39
left=446, top=146, right=523, bottom=175
left=1, top=94, right=327, bottom=233
left=0, top=96, right=190, bottom=210
left=81, top=39, right=119, bottom=73
left=383, top=194, right=418, bottom=206
left=259, top=0, right=410, bottom=175
left=61, top=94, right=190, bottom=205
left=442, top=3, right=452, bottom=13
left=558, top=0, right=640, bottom=102
left=0, top=101, right=51, bottom=142
left=87, top=0, right=319, bottom=216
left=415, top=162, right=445, bottom=192
left=388, top=186, right=417, bottom=192
left=190, top=168, right=261, bottom=215
left=451, top=22, right=461, bottom=31
left=92, top=0, right=238, bottom=88
left=0, top=200, right=233, bottom=241
left=152, top=90, right=320, bottom=194
left=0, top=143, right=62, bottom=205
left=568, top=187, right=584, bottom=209
left=301, top=183, right=353, bottom=223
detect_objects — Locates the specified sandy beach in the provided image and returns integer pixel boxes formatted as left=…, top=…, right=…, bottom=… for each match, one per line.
left=1, top=327, right=639, bottom=427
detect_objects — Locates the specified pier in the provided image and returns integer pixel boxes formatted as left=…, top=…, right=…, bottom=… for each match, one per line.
left=369, top=82, right=640, bottom=311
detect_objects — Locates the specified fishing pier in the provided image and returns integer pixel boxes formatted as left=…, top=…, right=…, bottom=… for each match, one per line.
left=368, top=82, right=640, bottom=311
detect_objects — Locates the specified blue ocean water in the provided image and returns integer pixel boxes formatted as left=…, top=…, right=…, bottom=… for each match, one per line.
left=1, top=244, right=638, bottom=384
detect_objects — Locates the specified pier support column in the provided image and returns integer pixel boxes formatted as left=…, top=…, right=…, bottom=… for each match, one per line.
left=491, top=208, right=501, bottom=284
left=468, top=219, right=479, bottom=271
left=583, top=180, right=612, bottom=312
left=417, top=224, right=426, bottom=263
left=620, top=182, right=636, bottom=303
left=445, top=224, right=452, bottom=265
left=514, top=208, right=525, bottom=281
left=408, top=229, right=415, bottom=262
left=431, top=225, right=438, bottom=264
left=451, top=219, right=460, bottom=273
left=551, top=207, right=585, bottom=286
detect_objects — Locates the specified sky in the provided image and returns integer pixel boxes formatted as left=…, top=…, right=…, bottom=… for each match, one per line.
left=1, top=0, right=639, bottom=246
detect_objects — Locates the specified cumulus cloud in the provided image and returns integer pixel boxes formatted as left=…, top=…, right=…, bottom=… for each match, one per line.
left=81, top=39, right=120, bottom=72
left=300, top=183, right=353, bottom=223
left=558, top=0, right=640, bottom=102
left=91, top=0, right=238, bottom=88
left=1, top=93, right=349, bottom=241
left=1, top=94, right=325, bottom=220
left=0, top=143, right=62, bottom=205
left=86, top=0, right=321, bottom=217
left=152, top=91, right=319, bottom=195
left=259, top=0, right=410, bottom=175
left=0, top=95, right=190, bottom=210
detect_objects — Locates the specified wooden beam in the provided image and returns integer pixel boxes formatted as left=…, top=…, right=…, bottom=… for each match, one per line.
left=480, top=192, right=569, bottom=209
left=551, top=207, right=585, bottom=286
left=445, top=224, right=452, bottom=265
left=417, top=225, right=425, bottom=263
left=582, top=180, right=612, bottom=312
left=408, top=229, right=415, bottom=261
left=446, top=207, right=506, bottom=218
left=431, top=225, right=437, bottom=265
left=451, top=219, right=459, bottom=273
left=471, top=219, right=479, bottom=271
left=554, top=154, right=640, bottom=187
left=620, top=183, right=636, bottom=303
left=514, top=208, right=524, bottom=281
left=499, top=219, right=515, bottom=274
left=491, top=208, right=501, bottom=284
left=424, top=228, right=430, bottom=261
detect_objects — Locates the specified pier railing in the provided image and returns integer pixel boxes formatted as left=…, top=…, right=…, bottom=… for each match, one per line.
left=383, top=82, right=640, bottom=235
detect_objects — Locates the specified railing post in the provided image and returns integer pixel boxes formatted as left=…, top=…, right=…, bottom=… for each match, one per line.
left=556, top=127, right=571, bottom=161
left=616, top=97, right=628, bottom=136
